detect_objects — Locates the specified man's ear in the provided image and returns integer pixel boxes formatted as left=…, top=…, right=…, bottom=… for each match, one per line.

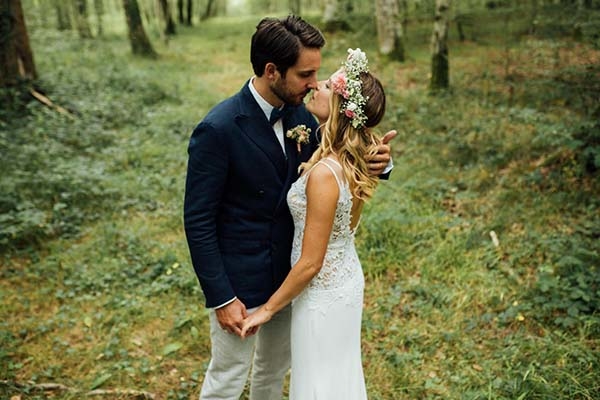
left=265, top=63, right=279, bottom=80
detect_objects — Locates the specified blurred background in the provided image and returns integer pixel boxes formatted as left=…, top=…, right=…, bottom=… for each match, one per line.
left=1, top=1, right=599, bottom=399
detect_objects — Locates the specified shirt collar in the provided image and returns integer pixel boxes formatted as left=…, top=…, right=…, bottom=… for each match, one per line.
left=249, top=77, right=281, bottom=120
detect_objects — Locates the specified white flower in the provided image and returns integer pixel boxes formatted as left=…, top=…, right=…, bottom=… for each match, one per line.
left=336, top=48, right=370, bottom=129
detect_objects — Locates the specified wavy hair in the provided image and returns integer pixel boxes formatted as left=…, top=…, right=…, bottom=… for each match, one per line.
left=301, top=71, right=386, bottom=201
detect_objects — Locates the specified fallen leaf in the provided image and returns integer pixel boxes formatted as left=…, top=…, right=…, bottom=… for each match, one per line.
left=90, top=373, right=112, bottom=390
left=162, top=342, right=183, bottom=356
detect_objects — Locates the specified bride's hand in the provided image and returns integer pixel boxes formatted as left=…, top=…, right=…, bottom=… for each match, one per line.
left=240, top=308, right=273, bottom=338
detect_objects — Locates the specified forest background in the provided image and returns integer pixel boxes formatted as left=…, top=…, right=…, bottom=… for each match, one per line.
left=1, top=0, right=599, bottom=399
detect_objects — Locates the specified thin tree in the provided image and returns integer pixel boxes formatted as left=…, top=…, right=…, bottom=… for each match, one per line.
left=122, top=0, right=157, bottom=57
left=201, top=0, right=215, bottom=20
left=290, top=0, right=301, bottom=14
left=430, top=0, right=451, bottom=91
left=528, top=0, right=538, bottom=34
left=398, top=0, right=408, bottom=35
left=32, top=0, right=49, bottom=26
left=177, top=0, right=183, bottom=24
left=375, top=0, right=405, bottom=61
left=0, top=0, right=37, bottom=87
left=185, top=0, right=192, bottom=25
left=158, top=0, right=176, bottom=35
left=53, top=0, right=71, bottom=30
left=322, top=0, right=351, bottom=31
left=214, top=0, right=226, bottom=15
left=73, top=0, right=93, bottom=38
left=94, top=0, right=104, bottom=36
left=175, top=0, right=192, bottom=25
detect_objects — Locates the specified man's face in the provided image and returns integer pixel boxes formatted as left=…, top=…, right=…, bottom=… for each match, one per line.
left=271, top=47, right=321, bottom=106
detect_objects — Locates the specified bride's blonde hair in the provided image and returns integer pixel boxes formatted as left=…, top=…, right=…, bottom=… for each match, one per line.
left=301, top=71, right=386, bottom=201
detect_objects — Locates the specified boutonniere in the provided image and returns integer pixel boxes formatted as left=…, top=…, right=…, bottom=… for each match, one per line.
left=286, top=124, right=311, bottom=152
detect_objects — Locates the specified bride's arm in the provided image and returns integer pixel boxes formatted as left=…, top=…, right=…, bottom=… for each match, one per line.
left=240, top=164, right=339, bottom=337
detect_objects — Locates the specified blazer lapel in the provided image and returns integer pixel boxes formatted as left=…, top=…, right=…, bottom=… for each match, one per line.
left=236, top=84, right=288, bottom=181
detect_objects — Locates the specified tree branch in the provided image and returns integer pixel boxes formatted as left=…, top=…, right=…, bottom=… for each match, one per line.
left=29, top=88, right=75, bottom=119
left=0, top=380, right=156, bottom=399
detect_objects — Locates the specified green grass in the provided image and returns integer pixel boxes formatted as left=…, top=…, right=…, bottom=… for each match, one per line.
left=1, top=10, right=599, bottom=400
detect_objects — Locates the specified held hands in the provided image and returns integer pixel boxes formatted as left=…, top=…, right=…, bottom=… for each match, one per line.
left=367, top=130, right=397, bottom=176
left=240, top=306, right=273, bottom=338
left=215, top=298, right=257, bottom=337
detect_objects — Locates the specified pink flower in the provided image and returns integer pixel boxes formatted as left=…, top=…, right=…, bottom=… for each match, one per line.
left=286, top=125, right=311, bottom=152
left=331, top=73, right=348, bottom=98
left=345, top=109, right=355, bottom=118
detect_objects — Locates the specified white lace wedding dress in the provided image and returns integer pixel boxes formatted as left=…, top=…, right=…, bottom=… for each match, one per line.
left=287, top=157, right=367, bottom=400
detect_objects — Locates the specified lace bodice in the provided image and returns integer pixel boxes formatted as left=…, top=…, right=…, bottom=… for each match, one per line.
left=287, top=158, right=367, bottom=399
left=287, top=158, right=362, bottom=292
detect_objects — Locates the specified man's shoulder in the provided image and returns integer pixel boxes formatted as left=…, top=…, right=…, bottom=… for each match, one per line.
left=204, top=92, right=243, bottom=121
left=202, top=83, right=254, bottom=126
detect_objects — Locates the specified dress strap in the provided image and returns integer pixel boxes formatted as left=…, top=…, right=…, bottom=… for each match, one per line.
left=317, top=158, right=346, bottom=190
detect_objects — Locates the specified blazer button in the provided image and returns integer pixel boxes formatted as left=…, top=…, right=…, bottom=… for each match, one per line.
left=258, top=190, right=265, bottom=196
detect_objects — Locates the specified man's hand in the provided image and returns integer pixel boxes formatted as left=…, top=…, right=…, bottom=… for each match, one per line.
left=367, top=130, right=397, bottom=176
left=215, top=299, right=247, bottom=337
left=240, top=307, right=273, bottom=338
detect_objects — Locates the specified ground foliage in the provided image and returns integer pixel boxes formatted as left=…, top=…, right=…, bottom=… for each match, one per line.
left=1, top=6, right=599, bottom=400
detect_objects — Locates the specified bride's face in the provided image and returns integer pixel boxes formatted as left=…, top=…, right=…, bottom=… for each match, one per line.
left=306, top=70, right=339, bottom=123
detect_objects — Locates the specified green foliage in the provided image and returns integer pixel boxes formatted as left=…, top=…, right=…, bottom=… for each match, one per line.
left=573, top=120, right=600, bottom=173
left=0, top=103, right=120, bottom=249
left=45, top=225, right=199, bottom=300
left=2, top=10, right=600, bottom=400
left=510, top=220, right=600, bottom=333
left=0, top=33, right=178, bottom=252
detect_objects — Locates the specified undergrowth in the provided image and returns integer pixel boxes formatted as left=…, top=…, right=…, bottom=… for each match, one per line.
left=1, top=8, right=599, bottom=400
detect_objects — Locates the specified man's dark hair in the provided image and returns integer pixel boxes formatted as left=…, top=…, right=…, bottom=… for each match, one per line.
left=250, top=15, right=325, bottom=77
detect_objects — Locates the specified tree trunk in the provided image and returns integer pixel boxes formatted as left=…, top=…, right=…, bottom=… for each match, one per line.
left=122, top=0, right=157, bottom=57
left=185, top=0, right=192, bottom=25
left=214, top=0, right=226, bottom=15
left=0, top=0, right=37, bottom=86
left=430, top=0, right=451, bottom=91
left=322, top=0, right=350, bottom=31
left=94, top=0, right=104, bottom=36
left=376, top=0, right=405, bottom=61
left=158, top=0, right=175, bottom=35
left=73, top=0, right=93, bottom=38
left=177, top=0, right=183, bottom=23
left=289, top=0, right=301, bottom=14
left=399, top=0, right=408, bottom=35
left=201, top=0, right=215, bottom=20
left=53, top=0, right=71, bottom=30
left=33, top=0, right=48, bottom=26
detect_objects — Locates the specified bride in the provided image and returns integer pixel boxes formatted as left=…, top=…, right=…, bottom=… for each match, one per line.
left=241, top=48, right=386, bottom=399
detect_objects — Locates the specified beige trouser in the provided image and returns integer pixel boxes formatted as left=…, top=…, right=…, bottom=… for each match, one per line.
left=199, top=304, right=291, bottom=400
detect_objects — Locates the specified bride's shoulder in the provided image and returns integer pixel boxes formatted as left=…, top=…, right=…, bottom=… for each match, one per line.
left=306, top=162, right=341, bottom=192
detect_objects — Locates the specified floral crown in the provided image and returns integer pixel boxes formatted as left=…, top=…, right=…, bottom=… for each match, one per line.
left=331, top=48, right=370, bottom=129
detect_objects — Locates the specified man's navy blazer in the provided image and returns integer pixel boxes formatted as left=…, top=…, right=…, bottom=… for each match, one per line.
left=184, top=81, right=320, bottom=309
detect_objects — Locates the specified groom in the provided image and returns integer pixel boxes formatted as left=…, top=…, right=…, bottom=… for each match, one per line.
left=184, top=15, right=394, bottom=400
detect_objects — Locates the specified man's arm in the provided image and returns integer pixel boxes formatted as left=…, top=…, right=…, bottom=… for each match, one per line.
left=183, top=122, right=235, bottom=308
